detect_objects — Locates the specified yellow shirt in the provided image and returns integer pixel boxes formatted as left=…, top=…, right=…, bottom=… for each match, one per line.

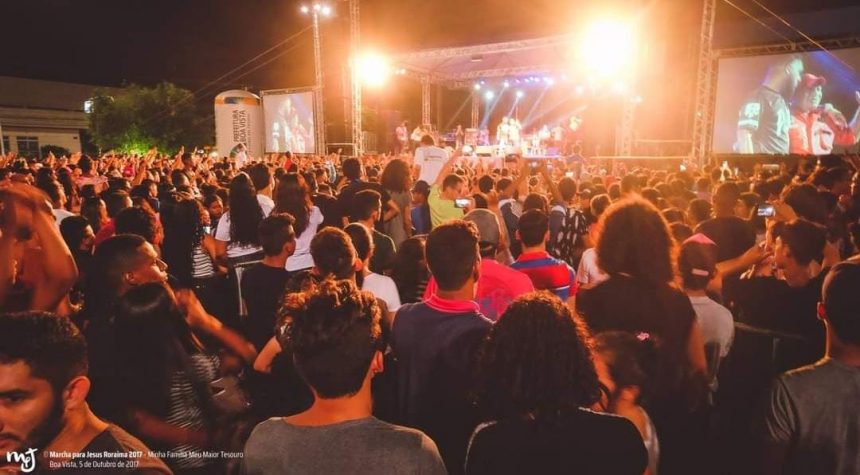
left=428, top=184, right=463, bottom=228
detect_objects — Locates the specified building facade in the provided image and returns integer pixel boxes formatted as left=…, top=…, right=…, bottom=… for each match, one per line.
left=0, top=76, right=119, bottom=158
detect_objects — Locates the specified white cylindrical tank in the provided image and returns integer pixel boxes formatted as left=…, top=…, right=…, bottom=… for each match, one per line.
left=214, top=90, right=263, bottom=164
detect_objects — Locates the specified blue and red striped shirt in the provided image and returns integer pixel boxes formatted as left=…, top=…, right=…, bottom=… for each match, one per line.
left=511, top=250, right=577, bottom=300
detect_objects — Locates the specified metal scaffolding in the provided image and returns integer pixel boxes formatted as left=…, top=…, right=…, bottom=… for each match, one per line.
left=393, top=34, right=574, bottom=88
left=310, top=10, right=327, bottom=154
left=690, top=0, right=860, bottom=165
left=715, top=35, right=860, bottom=58
left=470, top=93, right=480, bottom=128
left=421, top=76, right=432, bottom=127
left=618, top=99, right=636, bottom=156
left=348, top=0, right=362, bottom=155
left=690, top=0, right=717, bottom=167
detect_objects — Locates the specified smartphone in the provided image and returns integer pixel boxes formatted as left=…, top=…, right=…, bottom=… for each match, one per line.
left=462, top=145, right=473, bottom=154
left=762, top=164, right=780, bottom=173
left=757, top=204, right=776, bottom=218
left=565, top=171, right=574, bottom=178
left=679, top=164, right=687, bottom=172
left=454, top=198, right=470, bottom=209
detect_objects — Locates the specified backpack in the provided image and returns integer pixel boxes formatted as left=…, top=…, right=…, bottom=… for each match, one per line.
left=548, top=205, right=588, bottom=268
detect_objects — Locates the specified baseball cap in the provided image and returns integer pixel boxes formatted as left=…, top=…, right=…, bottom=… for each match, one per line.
left=464, top=209, right=501, bottom=253
left=800, top=73, right=826, bottom=89
left=680, top=233, right=718, bottom=277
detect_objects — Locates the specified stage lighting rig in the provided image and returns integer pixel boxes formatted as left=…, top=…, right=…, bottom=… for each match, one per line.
left=578, top=18, right=637, bottom=77
left=356, top=52, right=391, bottom=88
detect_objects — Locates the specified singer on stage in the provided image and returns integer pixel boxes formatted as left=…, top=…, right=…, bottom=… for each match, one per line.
left=788, top=73, right=860, bottom=155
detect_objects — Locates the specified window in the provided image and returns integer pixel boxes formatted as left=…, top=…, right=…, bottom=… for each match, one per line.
left=1, top=136, right=9, bottom=155
left=16, top=136, right=40, bottom=159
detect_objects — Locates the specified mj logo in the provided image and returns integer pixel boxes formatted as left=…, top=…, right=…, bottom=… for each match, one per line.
left=6, top=448, right=38, bottom=473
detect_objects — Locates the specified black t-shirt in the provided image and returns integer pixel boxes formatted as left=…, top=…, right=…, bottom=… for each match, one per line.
left=313, top=192, right=342, bottom=230
left=36, top=424, right=172, bottom=474
left=465, top=410, right=647, bottom=475
left=733, top=270, right=828, bottom=372
left=738, top=85, right=791, bottom=154
left=241, top=263, right=292, bottom=351
left=576, top=276, right=698, bottom=407
left=337, top=180, right=392, bottom=224
left=371, top=229, right=397, bottom=275
left=695, top=216, right=756, bottom=262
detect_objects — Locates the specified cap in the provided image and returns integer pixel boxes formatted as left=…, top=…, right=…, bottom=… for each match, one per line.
left=800, top=73, right=826, bottom=89
left=680, top=233, right=718, bottom=277
left=411, top=180, right=430, bottom=194
left=464, top=209, right=501, bottom=251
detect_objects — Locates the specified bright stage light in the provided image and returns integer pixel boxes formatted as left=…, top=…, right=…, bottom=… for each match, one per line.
left=321, top=5, right=332, bottom=16
left=516, top=90, right=524, bottom=99
left=575, top=85, right=585, bottom=95
left=503, top=80, right=510, bottom=88
left=484, top=90, right=495, bottom=100
left=632, top=95, right=643, bottom=104
left=611, top=81, right=628, bottom=95
left=356, top=52, right=391, bottom=88
left=300, top=5, right=309, bottom=13
left=545, top=77, right=555, bottom=86
left=579, top=18, right=637, bottom=76
left=474, top=83, right=481, bottom=91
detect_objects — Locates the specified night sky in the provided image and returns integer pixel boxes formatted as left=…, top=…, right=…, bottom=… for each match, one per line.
left=1, top=0, right=857, bottom=144
left=2, top=0, right=856, bottom=90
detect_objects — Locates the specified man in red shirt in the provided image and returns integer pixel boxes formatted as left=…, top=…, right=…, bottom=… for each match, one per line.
left=789, top=74, right=860, bottom=155
left=423, top=209, right=534, bottom=321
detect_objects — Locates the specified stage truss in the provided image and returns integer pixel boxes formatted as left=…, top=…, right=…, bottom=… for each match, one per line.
left=389, top=34, right=639, bottom=150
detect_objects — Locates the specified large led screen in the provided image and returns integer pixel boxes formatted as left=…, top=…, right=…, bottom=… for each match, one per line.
left=713, top=48, right=860, bottom=155
left=262, top=89, right=316, bottom=154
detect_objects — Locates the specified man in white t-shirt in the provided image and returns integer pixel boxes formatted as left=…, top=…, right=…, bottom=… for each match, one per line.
left=414, top=135, right=449, bottom=185
left=679, top=235, right=735, bottom=360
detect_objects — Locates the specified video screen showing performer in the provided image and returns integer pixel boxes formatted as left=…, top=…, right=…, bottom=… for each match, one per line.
left=263, top=91, right=315, bottom=154
left=713, top=48, right=860, bottom=155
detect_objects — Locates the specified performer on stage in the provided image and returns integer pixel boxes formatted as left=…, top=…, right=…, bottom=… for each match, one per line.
left=479, top=127, right=490, bottom=146
left=395, top=121, right=409, bottom=154
left=411, top=124, right=427, bottom=150
left=455, top=124, right=465, bottom=150
left=788, top=74, right=860, bottom=155
left=497, top=117, right=511, bottom=148
left=509, top=118, right=521, bottom=148
left=736, top=55, right=804, bottom=154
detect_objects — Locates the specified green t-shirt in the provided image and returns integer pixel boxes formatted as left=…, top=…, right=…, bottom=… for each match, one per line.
left=428, top=184, right=463, bottom=228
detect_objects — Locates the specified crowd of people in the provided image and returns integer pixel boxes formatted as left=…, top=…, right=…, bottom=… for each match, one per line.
left=1, top=140, right=860, bottom=475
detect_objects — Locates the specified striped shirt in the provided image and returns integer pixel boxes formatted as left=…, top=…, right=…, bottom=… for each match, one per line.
left=191, top=245, right=215, bottom=279
left=511, top=251, right=577, bottom=300
left=165, top=353, right=219, bottom=469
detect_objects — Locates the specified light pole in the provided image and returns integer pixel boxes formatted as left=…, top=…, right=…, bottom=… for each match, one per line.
left=301, top=3, right=331, bottom=154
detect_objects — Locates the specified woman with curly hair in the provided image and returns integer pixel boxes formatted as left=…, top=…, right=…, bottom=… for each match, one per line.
left=575, top=198, right=708, bottom=473
left=381, top=158, right=413, bottom=247
left=466, top=292, right=647, bottom=475
left=274, top=173, right=323, bottom=272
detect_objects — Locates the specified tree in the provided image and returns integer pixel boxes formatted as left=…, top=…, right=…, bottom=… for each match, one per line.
left=88, top=82, right=212, bottom=154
